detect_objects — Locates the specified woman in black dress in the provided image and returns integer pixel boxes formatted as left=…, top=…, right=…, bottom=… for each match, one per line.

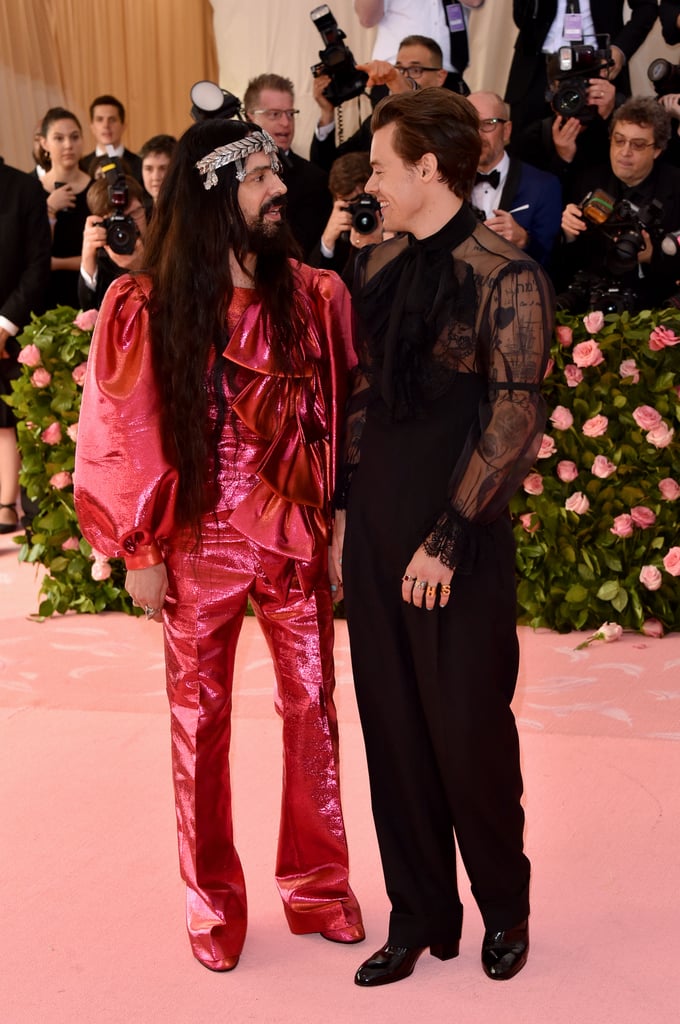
left=39, top=108, right=92, bottom=309
left=332, top=90, right=554, bottom=987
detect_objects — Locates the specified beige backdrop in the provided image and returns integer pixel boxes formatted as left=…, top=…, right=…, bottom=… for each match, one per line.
left=0, top=1, right=677, bottom=172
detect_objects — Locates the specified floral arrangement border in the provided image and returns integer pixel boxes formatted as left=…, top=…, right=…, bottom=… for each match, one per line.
left=509, top=306, right=680, bottom=635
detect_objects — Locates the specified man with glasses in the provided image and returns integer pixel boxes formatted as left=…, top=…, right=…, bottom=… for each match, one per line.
left=354, top=0, right=486, bottom=94
left=244, top=74, right=331, bottom=259
left=468, top=92, right=562, bottom=267
left=558, top=96, right=680, bottom=310
left=311, top=36, right=447, bottom=173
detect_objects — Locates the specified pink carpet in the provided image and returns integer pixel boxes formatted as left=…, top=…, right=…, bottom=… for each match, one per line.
left=2, top=530, right=679, bottom=1023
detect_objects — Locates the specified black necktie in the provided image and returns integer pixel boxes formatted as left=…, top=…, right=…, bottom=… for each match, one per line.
left=443, top=1, right=469, bottom=72
left=475, top=170, right=500, bottom=189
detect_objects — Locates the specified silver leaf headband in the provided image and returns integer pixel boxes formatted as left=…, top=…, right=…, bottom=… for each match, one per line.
left=194, top=129, right=282, bottom=189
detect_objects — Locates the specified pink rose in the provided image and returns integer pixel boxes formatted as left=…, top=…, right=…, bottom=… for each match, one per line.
left=61, top=537, right=80, bottom=551
left=71, top=362, right=88, bottom=386
left=66, top=422, right=79, bottom=442
left=583, top=311, right=605, bottom=334
left=49, top=471, right=72, bottom=489
left=550, top=405, right=573, bottom=430
left=641, top=618, right=664, bottom=638
left=565, top=491, right=590, bottom=515
left=598, top=621, right=623, bottom=643
left=555, top=325, right=573, bottom=347
left=639, top=565, right=662, bottom=591
left=591, top=455, right=616, bottom=479
left=523, top=472, right=544, bottom=495
left=564, top=364, right=583, bottom=388
left=556, top=460, right=579, bottom=482
left=542, top=357, right=555, bottom=379
left=663, top=546, right=680, bottom=576
left=646, top=422, right=674, bottom=448
left=619, top=359, right=640, bottom=383
left=537, top=434, right=557, bottom=459
left=91, top=560, right=112, bottom=581
left=632, top=405, right=662, bottom=431
left=41, top=421, right=62, bottom=445
left=630, top=505, right=657, bottom=529
left=659, top=477, right=680, bottom=500
left=519, top=512, right=540, bottom=533
left=610, top=514, right=634, bottom=538
left=17, top=343, right=42, bottom=367
left=648, top=325, right=680, bottom=351
left=73, top=308, right=99, bottom=331
left=582, top=414, right=608, bottom=438
left=31, top=368, right=52, bottom=388
left=572, top=340, right=605, bottom=367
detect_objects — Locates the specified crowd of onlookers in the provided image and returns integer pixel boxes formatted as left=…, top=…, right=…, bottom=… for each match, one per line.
left=3, top=0, right=680, bottom=533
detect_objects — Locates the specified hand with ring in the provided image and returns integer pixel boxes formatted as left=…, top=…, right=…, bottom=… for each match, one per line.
left=401, top=546, right=454, bottom=610
left=125, top=563, right=168, bottom=622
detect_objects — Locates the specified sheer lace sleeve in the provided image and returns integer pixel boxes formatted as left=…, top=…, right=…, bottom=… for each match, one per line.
left=333, top=366, right=370, bottom=509
left=423, top=260, right=554, bottom=569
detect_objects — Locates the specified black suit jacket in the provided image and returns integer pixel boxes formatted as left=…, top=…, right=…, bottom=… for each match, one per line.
left=278, top=149, right=332, bottom=260
left=0, top=158, right=51, bottom=331
left=659, top=0, right=680, bottom=42
left=506, top=0, right=659, bottom=129
left=82, top=147, right=144, bottom=185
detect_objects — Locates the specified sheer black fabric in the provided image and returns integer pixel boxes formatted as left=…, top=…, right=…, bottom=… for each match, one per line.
left=337, top=204, right=555, bottom=570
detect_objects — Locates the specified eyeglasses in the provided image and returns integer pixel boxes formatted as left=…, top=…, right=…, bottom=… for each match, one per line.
left=395, top=64, right=441, bottom=80
left=249, top=108, right=299, bottom=122
left=478, top=118, right=507, bottom=133
left=611, top=133, right=656, bottom=152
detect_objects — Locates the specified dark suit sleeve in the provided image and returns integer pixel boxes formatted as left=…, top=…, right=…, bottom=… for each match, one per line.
left=659, top=1, right=680, bottom=43
left=611, top=0, right=659, bottom=60
left=522, top=170, right=563, bottom=266
left=0, top=172, right=51, bottom=328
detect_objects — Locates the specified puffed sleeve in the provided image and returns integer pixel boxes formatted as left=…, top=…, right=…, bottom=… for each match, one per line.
left=74, top=274, right=178, bottom=569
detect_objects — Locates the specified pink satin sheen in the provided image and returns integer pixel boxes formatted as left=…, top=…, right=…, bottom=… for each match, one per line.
left=74, top=268, right=363, bottom=967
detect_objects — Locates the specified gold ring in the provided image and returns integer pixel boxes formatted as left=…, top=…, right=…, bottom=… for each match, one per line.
left=426, top=586, right=436, bottom=597
left=440, top=584, right=451, bottom=595
left=402, top=574, right=416, bottom=582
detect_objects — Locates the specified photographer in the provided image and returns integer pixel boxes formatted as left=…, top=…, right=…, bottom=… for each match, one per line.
left=557, top=96, right=680, bottom=311
left=516, top=49, right=622, bottom=184
left=78, top=174, right=147, bottom=311
left=311, top=35, right=448, bottom=173
left=308, top=152, right=387, bottom=283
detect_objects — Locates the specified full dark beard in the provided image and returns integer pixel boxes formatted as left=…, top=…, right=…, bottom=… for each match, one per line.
left=247, top=198, right=299, bottom=265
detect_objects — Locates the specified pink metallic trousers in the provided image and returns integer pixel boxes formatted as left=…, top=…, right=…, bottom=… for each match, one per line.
left=162, top=516, right=362, bottom=969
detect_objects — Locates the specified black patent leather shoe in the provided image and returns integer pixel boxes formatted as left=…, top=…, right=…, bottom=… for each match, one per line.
left=481, top=919, right=529, bottom=980
left=355, top=940, right=459, bottom=987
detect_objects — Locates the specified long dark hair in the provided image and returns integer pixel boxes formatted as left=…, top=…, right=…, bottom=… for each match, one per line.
left=142, top=118, right=305, bottom=531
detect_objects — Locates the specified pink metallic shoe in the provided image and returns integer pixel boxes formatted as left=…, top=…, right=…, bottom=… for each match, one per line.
left=320, top=922, right=366, bottom=944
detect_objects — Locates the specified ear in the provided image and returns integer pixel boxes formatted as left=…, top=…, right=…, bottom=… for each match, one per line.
left=416, top=152, right=438, bottom=181
left=503, top=120, right=513, bottom=146
left=435, top=69, right=448, bottom=87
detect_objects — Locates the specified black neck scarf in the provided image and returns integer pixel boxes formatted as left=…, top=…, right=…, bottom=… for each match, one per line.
left=354, top=203, right=478, bottom=417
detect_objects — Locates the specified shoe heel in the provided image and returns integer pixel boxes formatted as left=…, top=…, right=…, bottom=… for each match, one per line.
left=430, top=941, right=459, bottom=961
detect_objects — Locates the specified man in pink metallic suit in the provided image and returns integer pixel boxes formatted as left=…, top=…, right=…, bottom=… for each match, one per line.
left=74, top=118, right=364, bottom=972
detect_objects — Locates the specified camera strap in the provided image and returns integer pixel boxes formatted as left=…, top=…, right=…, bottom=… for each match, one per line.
left=443, top=3, right=469, bottom=72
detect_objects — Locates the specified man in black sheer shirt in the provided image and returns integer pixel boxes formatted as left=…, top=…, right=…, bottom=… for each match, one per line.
left=332, top=89, right=555, bottom=987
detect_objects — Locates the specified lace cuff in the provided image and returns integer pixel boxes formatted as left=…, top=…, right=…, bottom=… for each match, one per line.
left=423, top=508, right=470, bottom=570
left=333, top=463, right=358, bottom=511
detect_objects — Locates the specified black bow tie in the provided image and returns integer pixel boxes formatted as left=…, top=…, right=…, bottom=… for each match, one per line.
left=475, top=170, right=501, bottom=188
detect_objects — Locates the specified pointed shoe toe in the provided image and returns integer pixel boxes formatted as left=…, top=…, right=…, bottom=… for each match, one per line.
left=481, top=919, right=529, bottom=980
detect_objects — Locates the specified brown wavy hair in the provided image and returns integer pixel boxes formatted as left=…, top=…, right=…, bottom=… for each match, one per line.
left=142, top=118, right=305, bottom=531
left=371, top=90, right=481, bottom=198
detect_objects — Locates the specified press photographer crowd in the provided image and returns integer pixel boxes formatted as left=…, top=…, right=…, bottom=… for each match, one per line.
left=3, top=0, right=680, bottom=536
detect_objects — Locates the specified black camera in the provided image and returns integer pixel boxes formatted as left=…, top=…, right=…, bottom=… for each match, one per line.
left=347, top=192, right=381, bottom=235
left=311, top=4, right=368, bottom=107
left=547, top=40, right=613, bottom=123
left=99, top=159, right=139, bottom=256
left=647, top=58, right=680, bottom=98
left=556, top=270, right=638, bottom=314
left=580, top=188, right=664, bottom=274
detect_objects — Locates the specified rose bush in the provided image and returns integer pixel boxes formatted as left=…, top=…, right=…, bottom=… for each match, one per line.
left=511, top=306, right=680, bottom=634
left=2, top=306, right=134, bottom=617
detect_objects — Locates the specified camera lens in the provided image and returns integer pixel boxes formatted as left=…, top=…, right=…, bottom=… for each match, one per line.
left=106, top=217, right=137, bottom=256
